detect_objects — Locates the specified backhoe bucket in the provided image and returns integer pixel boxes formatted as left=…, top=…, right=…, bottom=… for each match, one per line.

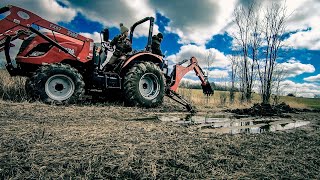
left=202, top=83, right=214, bottom=96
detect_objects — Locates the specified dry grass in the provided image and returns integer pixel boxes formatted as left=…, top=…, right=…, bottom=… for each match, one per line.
left=0, top=101, right=319, bottom=179
left=178, top=88, right=259, bottom=110
left=177, top=88, right=318, bottom=110
left=0, top=70, right=28, bottom=102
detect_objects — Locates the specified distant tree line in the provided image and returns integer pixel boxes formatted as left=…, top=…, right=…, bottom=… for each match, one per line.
left=179, top=81, right=240, bottom=92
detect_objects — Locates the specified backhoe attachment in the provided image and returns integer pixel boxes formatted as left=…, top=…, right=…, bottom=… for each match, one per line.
left=166, top=57, right=214, bottom=112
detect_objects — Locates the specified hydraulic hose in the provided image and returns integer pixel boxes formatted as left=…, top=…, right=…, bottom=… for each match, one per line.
left=4, top=36, right=17, bottom=76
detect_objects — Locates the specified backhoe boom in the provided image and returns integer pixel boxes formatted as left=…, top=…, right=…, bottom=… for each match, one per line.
left=169, top=57, right=213, bottom=95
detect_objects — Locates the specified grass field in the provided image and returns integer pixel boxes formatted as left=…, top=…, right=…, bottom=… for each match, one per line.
left=1, top=69, right=320, bottom=109
left=177, top=88, right=320, bottom=110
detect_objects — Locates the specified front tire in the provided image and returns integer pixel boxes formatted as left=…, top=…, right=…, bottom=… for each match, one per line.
left=123, top=62, right=165, bottom=108
left=29, top=63, right=85, bottom=104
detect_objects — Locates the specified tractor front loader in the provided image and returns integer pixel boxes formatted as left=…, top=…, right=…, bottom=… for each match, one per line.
left=0, top=5, right=213, bottom=111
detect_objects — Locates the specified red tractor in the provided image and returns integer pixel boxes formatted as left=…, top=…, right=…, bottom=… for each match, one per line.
left=0, top=5, right=213, bottom=111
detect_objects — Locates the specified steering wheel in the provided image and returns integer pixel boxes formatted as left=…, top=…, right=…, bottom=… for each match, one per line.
left=102, top=41, right=114, bottom=52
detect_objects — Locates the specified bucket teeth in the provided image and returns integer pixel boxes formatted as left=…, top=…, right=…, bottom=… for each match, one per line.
left=202, top=83, right=214, bottom=96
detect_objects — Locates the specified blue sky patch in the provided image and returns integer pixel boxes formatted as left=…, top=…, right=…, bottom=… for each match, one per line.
left=206, top=33, right=233, bottom=54
left=58, top=12, right=104, bottom=34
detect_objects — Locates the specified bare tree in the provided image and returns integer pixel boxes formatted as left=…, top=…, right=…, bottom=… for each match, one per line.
left=271, top=63, right=288, bottom=105
left=233, top=1, right=288, bottom=104
left=228, top=55, right=239, bottom=104
left=257, top=2, right=287, bottom=104
left=205, top=51, right=215, bottom=105
left=232, top=2, right=261, bottom=102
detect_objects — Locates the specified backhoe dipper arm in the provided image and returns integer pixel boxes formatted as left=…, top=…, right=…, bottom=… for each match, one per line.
left=169, top=57, right=213, bottom=95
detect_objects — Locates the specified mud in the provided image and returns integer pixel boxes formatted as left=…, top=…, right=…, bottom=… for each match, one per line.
left=0, top=100, right=319, bottom=179
left=226, top=102, right=320, bottom=117
left=159, top=114, right=310, bottom=135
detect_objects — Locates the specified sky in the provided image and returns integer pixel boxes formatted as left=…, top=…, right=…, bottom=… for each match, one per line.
left=0, top=0, right=319, bottom=98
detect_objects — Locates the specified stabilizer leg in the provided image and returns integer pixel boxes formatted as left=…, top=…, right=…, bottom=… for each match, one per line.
left=166, top=89, right=196, bottom=113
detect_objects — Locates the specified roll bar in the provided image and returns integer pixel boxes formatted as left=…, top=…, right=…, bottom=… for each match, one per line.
left=129, top=17, right=154, bottom=51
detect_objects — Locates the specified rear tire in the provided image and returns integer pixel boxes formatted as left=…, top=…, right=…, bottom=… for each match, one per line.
left=123, top=62, right=165, bottom=108
left=28, top=63, right=85, bottom=104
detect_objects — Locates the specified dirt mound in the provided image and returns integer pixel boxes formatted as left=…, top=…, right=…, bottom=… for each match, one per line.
left=227, top=102, right=297, bottom=117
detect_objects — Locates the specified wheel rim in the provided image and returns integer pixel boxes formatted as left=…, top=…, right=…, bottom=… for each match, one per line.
left=45, top=74, right=75, bottom=101
left=139, top=73, right=160, bottom=100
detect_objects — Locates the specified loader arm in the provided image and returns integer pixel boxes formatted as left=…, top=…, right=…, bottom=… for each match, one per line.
left=166, top=57, right=214, bottom=112
left=0, top=5, right=93, bottom=75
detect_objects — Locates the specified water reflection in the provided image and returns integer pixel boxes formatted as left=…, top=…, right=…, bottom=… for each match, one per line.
left=158, top=114, right=310, bottom=134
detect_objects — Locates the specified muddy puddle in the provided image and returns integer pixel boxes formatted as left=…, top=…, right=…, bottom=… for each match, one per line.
left=158, top=114, right=310, bottom=134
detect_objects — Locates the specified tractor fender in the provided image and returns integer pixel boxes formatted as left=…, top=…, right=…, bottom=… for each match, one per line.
left=120, top=52, right=163, bottom=72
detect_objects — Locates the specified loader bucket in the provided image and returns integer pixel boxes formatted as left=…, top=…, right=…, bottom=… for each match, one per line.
left=202, top=83, right=214, bottom=96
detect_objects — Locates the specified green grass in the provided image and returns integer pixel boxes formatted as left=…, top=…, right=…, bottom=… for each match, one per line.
left=280, top=96, right=320, bottom=110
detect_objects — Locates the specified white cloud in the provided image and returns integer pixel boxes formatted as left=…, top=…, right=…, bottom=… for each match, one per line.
left=180, top=78, right=201, bottom=85
left=208, top=69, right=229, bottom=79
left=166, top=44, right=230, bottom=68
left=284, top=28, right=320, bottom=50
left=279, top=80, right=320, bottom=98
left=0, top=0, right=76, bottom=23
left=283, top=0, right=320, bottom=50
left=285, top=0, right=320, bottom=31
left=304, top=74, right=320, bottom=82
left=59, top=0, right=159, bottom=37
left=278, top=59, right=315, bottom=77
left=150, top=0, right=237, bottom=45
left=79, top=32, right=101, bottom=42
